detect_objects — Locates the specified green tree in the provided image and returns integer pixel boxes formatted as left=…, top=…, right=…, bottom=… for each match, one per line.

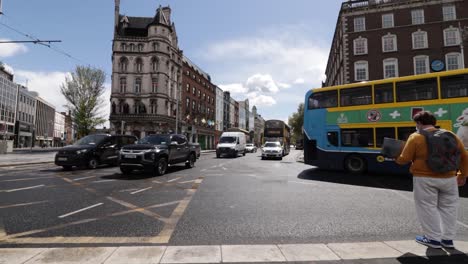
left=60, top=66, right=107, bottom=138
left=288, top=102, right=304, bottom=143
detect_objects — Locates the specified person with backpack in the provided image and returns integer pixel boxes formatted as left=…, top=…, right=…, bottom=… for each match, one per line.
left=395, top=111, right=468, bottom=249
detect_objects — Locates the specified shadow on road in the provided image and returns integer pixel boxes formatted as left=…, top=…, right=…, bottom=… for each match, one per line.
left=297, top=168, right=468, bottom=197
left=101, top=165, right=189, bottom=181
left=397, top=248, right=468, bottom=263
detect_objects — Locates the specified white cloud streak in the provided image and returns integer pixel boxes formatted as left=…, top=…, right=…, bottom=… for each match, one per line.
left=0, top=39, right=28, bottom=57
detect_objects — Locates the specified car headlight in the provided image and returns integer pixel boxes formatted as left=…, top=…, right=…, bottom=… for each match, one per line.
left=76, top=149, right=88, bottom=154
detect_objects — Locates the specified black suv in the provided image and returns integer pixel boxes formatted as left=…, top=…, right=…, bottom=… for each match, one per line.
left=55, top=134, right=137, bottom=170
left=119, top=134, right=197, bottom=176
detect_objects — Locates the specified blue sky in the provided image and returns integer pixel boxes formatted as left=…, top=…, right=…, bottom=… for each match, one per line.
left=0, top=0, right=343, bottom=126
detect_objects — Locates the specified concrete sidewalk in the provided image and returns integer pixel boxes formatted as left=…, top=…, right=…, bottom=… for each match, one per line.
left=1, top=240, right=467, bottom=263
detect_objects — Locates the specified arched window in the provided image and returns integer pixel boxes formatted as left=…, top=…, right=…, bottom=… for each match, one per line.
left=150, top=99, right=157, bottom=114
left=152, top=78, right=158, bottom=93
left=119, top=77, right=127, bottom=93
left=135, top=78, right=141, bottom=94
left=152, top=42, right=159, bottom=51
left=130, top=43, right=135, bottom=51
left=135, top=58, right=143, bottom=73
left=119, top=57, right=128, bottom=72
left=151, top=57, right=159, bottom=72
left=445, top=52, right=461, bottom=70
left=382, top=34, right=397, bottom=52
left=383, top=58, right=399, bottom=78
left=353, top=37, right=368, bottom=55
left=413, top=55, right=429, bottom=75
left=121, top=43, right=127, bottom=51
left=123, top=103, right=129, bottom=114
left=443, top=27, right=460, bottom=46
left=354, top=60, right=368, bottom=81
left=412, top=30, right=428, bottom=49
left=137, top=44, right=144, bottom=52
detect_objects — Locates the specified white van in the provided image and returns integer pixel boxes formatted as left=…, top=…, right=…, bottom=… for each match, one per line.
left=216, top=132, right=246, bottom=158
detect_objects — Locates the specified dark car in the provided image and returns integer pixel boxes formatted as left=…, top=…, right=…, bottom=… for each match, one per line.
left=55, top=134, right=137, bottom=170
left=119, top=134, right=197, bottom=176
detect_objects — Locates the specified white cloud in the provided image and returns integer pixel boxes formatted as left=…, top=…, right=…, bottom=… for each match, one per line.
left=202, top=28, right=328, bottom=86
left=97, top=83, right=111, bottom=129
left=16, top=70, right=70, bottom=111
left=294, top=78, right=305, bottom=84
left=246, top=74, right=279, bottom=94
left=218, top=83, right=248, bottom=94
left=0, top=39, right=28, bottom=57
left=247, top=92, right=276, bottom=107
left=277, top=82, right=291, bottom=89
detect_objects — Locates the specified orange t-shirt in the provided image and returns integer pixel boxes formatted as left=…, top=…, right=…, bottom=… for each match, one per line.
left=396, top=128, right=468, bottom=178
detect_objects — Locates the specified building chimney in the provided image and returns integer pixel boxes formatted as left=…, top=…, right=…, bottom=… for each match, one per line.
left=114, top=0, right=120, bottom=31
left=162, top=6, right=171, bottom=24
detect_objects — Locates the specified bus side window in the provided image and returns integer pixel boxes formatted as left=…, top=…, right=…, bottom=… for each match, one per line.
left=308, top=90, right=338, bottom=109
left=327, top=131, right=339, bottom=146
left=341, top=128, right=373, bottom=147
left=374, top=83, right=394, bottom=104
left=397, top=127, right=415, bottom=141
left=440, top=74, right=468, bottom=98
left=375, top=128, right=395, bottom=147
left=396, top=78, right=437, bottom=102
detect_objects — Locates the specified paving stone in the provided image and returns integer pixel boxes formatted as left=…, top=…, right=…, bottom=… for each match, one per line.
left=26, top=247, right=116, bottom=264
left=327, top=242, right=401, bottom=260
left=278, top=243, right=340, bottom=261
left=160, top=245, right=221, bottom=263
left=0, top=248, right=45, bottom=264
left=221, top=245, right=286, bottom=263
left=384, top=240, right=448, bottom=257
left=103, top=246, right=166, bottom=264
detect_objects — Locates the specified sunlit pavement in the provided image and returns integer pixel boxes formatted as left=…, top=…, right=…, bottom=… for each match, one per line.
left=1, top=150, right=468, bottom=263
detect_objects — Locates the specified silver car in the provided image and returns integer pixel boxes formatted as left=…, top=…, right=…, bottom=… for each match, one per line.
left=245, top=143, right=257, bottom=153
left=261, top=142, right=283, bottom=160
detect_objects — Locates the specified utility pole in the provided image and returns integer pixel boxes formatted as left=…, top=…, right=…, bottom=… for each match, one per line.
left=459, top=22, right=468, bottom=68
left=120, top=120, right=125, bottom=135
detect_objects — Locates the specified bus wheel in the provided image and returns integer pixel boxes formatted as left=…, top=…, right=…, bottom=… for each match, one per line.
left=344, top=154, right=366, bottom=174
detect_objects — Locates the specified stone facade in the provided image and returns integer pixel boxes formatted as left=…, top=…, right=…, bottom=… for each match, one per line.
left=109, top=0, right=183, bottom=138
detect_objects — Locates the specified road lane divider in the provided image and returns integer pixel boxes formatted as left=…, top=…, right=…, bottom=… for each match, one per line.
left=167, top=177, right=182, bottom=183
left=58, top=203, right=104, bottom=218
left=130, top=187, right=152, bottom=194
left=0, top=200, right=49, bottom=209
left=72, top=176, right=95, bottom=181
left=4, top=184, right=44, bottom=193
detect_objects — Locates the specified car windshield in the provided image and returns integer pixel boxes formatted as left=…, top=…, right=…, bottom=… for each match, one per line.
left=219, top=136, right=236, bottom=143
left=265, top=142, right=281, bottom=147
left=138, top=135, right=169, bottom=145
left=74, top=135, right=108, bottom=146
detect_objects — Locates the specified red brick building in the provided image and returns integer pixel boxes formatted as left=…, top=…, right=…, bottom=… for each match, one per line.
left=325, top=0, right=468, bottom=86
left=181, top=57, right=216, bottom=149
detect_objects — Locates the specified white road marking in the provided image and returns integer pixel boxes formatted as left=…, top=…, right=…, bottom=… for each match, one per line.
left=58, top=203, right=103, bottom=218
left=92, top=180, right=116, bottom=183
left=130, top=187, right=152, bottom=194
left=167, top=177, right=181, bottom=183
left=72, top=176, right=95, bottom=181
left=201, top=169, right=207, bottom=172
left=0, top=176, right=53, bottom=182
left=222, top=167, right=227, bottom=171
left=153, top=180, right=162, bottom=184
left=0, top=200, right=49, bottom=209
left=288, top=181, right=317, bottom=186
left=178, top=180, right=196, bottom=184
left=4, top=185, right=45, bottom=193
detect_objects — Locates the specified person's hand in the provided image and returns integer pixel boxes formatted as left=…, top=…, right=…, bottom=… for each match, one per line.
left=457, top=176, right=467, bottom=187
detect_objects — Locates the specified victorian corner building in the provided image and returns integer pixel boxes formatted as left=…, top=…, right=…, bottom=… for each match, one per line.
left=109, top=1, right=184, bottom=139
left=109, top=1, right=264, bottom=148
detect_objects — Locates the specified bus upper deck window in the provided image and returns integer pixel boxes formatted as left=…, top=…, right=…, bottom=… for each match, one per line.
left=327, top=131, right=339, bottom=146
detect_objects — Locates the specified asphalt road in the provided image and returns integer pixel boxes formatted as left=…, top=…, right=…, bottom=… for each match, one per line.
left=1, top=149, right=468, bottom=247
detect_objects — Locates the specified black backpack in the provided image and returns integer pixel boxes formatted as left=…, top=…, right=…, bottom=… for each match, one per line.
left=419, top=129, right=461, bottom=173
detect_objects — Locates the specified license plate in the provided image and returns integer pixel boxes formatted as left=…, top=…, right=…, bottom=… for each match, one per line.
left=58, top=157, right=67, bottom=161
left=125, top=154, right=136, bottom=159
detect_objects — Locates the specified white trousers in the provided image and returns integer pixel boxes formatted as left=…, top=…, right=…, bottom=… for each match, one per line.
left=413, top=176, right=459, bottom=241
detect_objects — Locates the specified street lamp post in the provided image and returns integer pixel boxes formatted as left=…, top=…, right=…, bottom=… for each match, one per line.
left=459, top=22, right=468, bottom=68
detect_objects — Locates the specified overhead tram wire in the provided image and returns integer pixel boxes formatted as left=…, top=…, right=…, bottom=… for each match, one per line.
left=0, top=17, right=87, bottom=64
